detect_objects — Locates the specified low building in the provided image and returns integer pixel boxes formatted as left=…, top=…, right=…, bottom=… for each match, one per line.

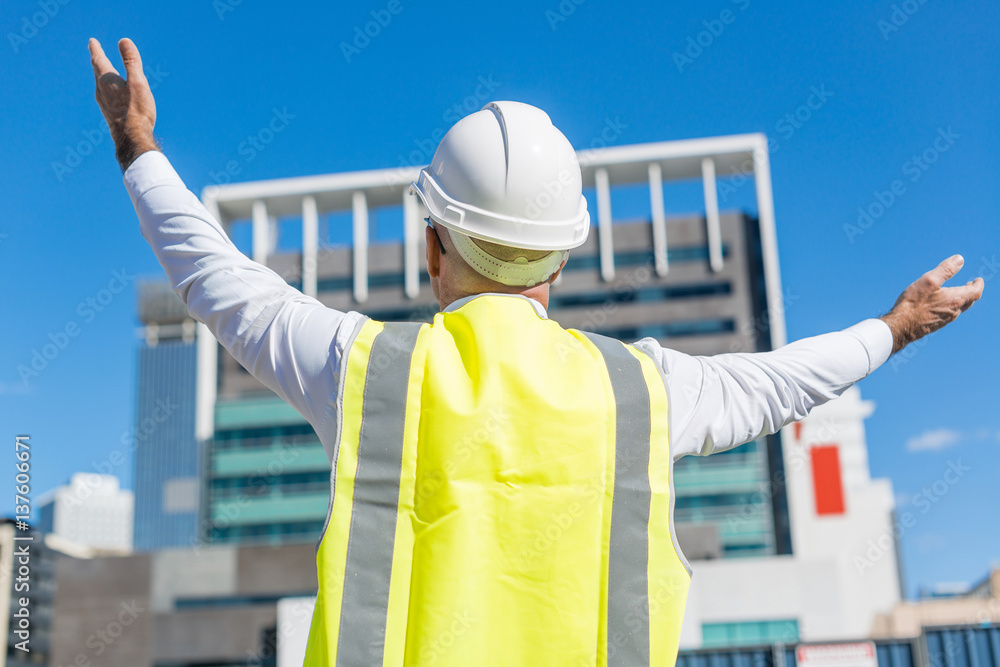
left=49, top=541, right=316, bottom=666
left=0, top=520, right=57, bottom=667
left=37, top=474, right=133, bottom=552
left=872, top=568, right=1000, bottom=639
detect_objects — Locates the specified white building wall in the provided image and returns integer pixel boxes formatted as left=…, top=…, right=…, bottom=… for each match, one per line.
left=277, top=597, right=317, bottom=667
left=42, top=473, right=134, bottom=551
left=679, top=387, right=902, bottom=648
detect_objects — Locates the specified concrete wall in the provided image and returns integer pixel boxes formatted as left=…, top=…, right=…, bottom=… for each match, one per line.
left=50, top=543, right=317, bottom=666
left=51, top=553, right=153, bottom=666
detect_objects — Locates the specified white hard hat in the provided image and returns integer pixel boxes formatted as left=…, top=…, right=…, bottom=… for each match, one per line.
left=409, top=101, right=590, bottom=253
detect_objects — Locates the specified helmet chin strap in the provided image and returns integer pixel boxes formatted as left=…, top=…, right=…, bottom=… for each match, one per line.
left=448, top=230, right=568, bottom=288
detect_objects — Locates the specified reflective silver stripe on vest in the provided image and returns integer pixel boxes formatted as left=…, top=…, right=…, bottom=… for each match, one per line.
left=583, top=332, right=652, bottom=666
left=337, top=322, right=423, bottom=665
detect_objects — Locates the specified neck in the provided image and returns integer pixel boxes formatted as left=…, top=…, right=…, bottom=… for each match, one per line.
left=437, top=283, right=551, bottom=312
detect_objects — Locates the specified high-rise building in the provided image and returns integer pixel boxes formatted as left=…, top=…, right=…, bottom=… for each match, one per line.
left=195, top=134, right=794, bottom=556
left=131, top=281, right=201, bottom=551
left=36, top=473, right=133, bottom=551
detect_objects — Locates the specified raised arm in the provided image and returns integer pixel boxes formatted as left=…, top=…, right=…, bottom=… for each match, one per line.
left=639, top=256, right=984, bottom=459
left=90, top=38, right=356, bottom=436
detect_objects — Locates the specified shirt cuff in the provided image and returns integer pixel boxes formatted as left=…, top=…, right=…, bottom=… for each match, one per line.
left=844, top=318, right=894, bottom=375
left=122, top=150, right=182, bottom=203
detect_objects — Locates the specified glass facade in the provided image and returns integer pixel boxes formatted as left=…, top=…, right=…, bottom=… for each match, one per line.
left=702, top=619, right=799, bottom=648
left=206, top=397, right=329, bottom=545
left=132, top=339, right=200, bottom=551
left=673, top=440, right=776, bottom=556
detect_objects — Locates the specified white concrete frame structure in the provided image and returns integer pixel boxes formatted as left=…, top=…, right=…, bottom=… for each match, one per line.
left=194, top=132, right=784, bottom=467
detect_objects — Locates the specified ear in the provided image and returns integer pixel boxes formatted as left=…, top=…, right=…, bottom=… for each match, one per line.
left=547, top=255, right=568, bottom=284
left=426, top=225, right=441, bottom=279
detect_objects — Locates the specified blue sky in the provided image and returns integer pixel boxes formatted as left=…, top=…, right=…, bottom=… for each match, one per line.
left=1, top=0, right=997, bottom=598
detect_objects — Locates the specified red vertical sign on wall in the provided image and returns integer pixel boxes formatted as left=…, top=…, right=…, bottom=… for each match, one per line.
left=810, top=445, right=845, bottom=515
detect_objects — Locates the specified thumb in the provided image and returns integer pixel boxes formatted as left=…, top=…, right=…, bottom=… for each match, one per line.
left=926, top=254, right=964, bottom=287
left=118, top=38, right=146, bottom=83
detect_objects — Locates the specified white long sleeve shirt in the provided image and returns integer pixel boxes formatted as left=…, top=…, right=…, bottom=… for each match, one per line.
left=124, top=150, right=894, bottom=464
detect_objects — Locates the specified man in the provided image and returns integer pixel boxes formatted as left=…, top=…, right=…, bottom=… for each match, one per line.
left=90, top=38, right=982, bottom=666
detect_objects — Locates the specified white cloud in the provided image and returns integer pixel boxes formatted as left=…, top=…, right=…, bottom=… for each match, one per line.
left=906, top=428, right=963, bottom=452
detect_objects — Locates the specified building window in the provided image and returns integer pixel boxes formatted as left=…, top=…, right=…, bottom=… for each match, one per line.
left=596, top=318, right=735, bottom=341
left=549, top=281, right=731, bottom=310
left=702, top=619, right=799, bottom=648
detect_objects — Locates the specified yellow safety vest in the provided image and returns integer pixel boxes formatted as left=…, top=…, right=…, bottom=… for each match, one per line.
left=304, top=295, right=690, bottom=666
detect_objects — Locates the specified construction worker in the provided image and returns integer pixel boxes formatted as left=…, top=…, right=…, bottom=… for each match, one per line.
left=90, top=38, right=983, bottom=666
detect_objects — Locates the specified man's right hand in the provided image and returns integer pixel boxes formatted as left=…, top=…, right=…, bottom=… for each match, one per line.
left=880, top=255, right=984, bottom=354
left=89, top=37, right=159, bottom=172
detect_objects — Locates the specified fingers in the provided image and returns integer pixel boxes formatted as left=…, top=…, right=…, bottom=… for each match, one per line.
left=959, top=277, right=985, bottom=310
left=118, top=38, right=147, bottom=84
left=88, top=37, right=119, bottom=85
left=925, top=254, right=965, bottom=286
left=940, top=277, right=985, bottom=314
